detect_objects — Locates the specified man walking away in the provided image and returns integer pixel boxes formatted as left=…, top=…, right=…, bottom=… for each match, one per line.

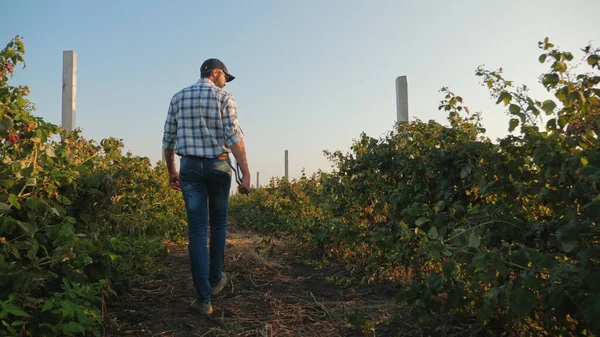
left=162, top=58, right=251, bottom=315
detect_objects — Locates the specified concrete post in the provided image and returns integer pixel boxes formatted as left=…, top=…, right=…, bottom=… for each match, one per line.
left=62, top=51, right=77, bottom=131
left=256, top=171, right=260, bottom=188
left=396, top=76, right=408, bottom=123
left=284, top=150, right=288, bottom=179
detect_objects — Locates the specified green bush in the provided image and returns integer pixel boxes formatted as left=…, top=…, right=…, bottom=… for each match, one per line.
left=1, top=36, right=187, bottom=336
left=230, top=38, right=600, bottom=335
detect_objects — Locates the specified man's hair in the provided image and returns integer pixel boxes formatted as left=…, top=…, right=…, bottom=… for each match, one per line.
left=201, top=68, right=213, bottom=78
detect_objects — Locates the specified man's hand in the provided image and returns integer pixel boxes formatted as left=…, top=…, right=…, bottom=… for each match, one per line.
left=163, top=148, right=181, bottom=191
left=238, top=175, right=251, bottom=195
left=169, top=171, right=181, bottom=191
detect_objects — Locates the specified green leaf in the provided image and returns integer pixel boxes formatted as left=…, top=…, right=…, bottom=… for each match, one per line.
left=581, top=295, right=600, bottom=333
left=554, top=61, right=567, bottom=73
left=558, top=115, right=567, bottom=128
left=587, top=271, right=600, bottom=293
left=510, top=287, right=536, bottom=317
left=476, top=302, right=494, bottom=324
left=468, top=232, right=480, bottom=248
left=581, top=165, right=600, bottom=178
left=564, top=52, right=574, bottom=61
left=50, top=208, right=61, bottom=216
left=509, top=104, right=521, bottom=114
left=17, top=221, right=36, bottom=237
left=523, top=272, right=542, bottom=291
left=539, top=54, right=547, bottom=63
left=460, top=166, right=471, bottom=179
left=577, top=247, right=596, bottom=265
left=533, top=145, right=553, bottom=165
left=473, top=251, right=488, bottom=266
left=445, top=286, right=462, bottom=311
left=541, top=100, right=556, bottom=115
left=25, top=198, right=46, bottom=212
left=26, top=240, right=39, bottom=260
left=0, top=202, right=11, bottom=214
left=442, top=261, right=456, bottom=279
left=584, top=200, right=600, bottom=221
left=57, top=195, right=72, bottom=205
left=492, top=253, right=509, bottom=277
left=1, top=303, right=30, bottom=317
left=62, top=321, right=86, bottom=333
left=558, top=223, right=578, bottom=252
left=545, top=285, right=565, bottom=308
left=79, top=212, right=92, bottom=224
left=41, top=301, right=54, bottom=312
left=21, top=166, right=33, bottom=178
left=509, top=118, right=519, bottom=132
left=496, top=91, right=511, bottom=106
left=415, top=217, right=429, bottom=227
left=427, top=226, right=439, bottom=239
left=7, top=194, right=19, bottom=210
left=348, top=311, right=367, bottom=329
left=510, top=249, right=529, bottom=267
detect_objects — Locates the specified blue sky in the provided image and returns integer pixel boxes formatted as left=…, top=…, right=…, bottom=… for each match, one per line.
left=3, top=0, right=599, bottom=185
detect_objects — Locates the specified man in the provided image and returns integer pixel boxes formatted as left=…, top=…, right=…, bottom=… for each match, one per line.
left=162, top=58, right=251, bottom=315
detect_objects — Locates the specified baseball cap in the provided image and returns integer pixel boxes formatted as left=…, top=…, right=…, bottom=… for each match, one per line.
left=200, top=58, right=235, bottom=82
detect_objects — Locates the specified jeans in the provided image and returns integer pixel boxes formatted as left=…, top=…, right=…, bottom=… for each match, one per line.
left=179, top=156, right=231, bottom=303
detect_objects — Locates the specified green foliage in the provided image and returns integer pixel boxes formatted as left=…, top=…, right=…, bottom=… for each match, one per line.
left=0, top=36, right=187, bottom=335
left=230, top=38, right=600, bottom=335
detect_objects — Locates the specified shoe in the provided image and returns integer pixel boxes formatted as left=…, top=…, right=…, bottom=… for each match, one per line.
left=211, top=272, right=228, bottom=296
left=190, top=299, right=213, bottom=315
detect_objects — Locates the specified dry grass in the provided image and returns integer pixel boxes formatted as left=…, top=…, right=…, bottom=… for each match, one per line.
left=106, top=227, right=491, bottom=337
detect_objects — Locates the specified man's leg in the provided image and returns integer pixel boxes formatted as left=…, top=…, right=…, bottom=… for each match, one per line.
left=207, top=159, right=232, bottom=286
left=179, top=157, right=211, bottom=303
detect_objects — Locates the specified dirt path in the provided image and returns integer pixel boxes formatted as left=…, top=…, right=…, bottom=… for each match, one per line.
left=104, top=226, right=401, bottom=337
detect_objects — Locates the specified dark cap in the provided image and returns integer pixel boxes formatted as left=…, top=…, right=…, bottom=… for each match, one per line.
left=201, top=58, right=235, bottom=82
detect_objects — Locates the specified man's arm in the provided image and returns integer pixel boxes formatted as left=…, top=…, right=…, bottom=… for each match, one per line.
left=163, top=97, right=180, bottom=190
left=230, top=140, right=250, bottom=193
left=221, top=95, right=250, bottom=192
left=230, top=140, right=249, bottom=177
left=163, top=148, right=180, bottom=190
left=163, top=148, right=177, bottom=174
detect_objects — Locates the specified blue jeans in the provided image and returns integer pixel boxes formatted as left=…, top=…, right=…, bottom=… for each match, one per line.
left=179, top=156, right=231, bottom=303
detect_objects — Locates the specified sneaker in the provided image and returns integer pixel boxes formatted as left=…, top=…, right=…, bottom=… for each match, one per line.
left=189, top=299, right=213, bottom=315
left=211, top=272, right=228, bottom=296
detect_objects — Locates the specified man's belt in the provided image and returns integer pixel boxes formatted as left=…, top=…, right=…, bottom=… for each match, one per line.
left=182, top=153, right=228, bottom=160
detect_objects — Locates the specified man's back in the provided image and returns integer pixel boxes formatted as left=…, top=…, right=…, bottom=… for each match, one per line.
left=163, top=78, right=243, bottom=158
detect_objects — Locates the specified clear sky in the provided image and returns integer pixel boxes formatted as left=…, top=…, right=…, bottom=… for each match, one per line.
left=3, top=0, right=599, bottom=185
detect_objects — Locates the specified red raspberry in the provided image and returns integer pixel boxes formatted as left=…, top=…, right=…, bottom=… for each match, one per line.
left=5, top=135, right=19, bottom=144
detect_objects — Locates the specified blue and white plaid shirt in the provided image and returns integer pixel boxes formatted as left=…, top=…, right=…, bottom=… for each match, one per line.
left=162, top=78, right=244, bottom=157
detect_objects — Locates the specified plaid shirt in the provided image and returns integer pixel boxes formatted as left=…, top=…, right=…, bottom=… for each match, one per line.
left=162, top=78, right=244, bottom=157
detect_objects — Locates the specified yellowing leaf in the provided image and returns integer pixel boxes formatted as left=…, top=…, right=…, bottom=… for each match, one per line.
left=581, top=157, right=589, bottom=166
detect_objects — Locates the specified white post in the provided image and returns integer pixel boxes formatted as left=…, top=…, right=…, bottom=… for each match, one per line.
left=396, top=76, right=408, bottom=123
left=62, top=51, right=77, bottom=131
left=284, top=150, right=288, bottom=179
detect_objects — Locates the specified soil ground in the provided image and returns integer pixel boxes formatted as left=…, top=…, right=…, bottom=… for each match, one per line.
left=103, top=225, right=471, bottom=337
